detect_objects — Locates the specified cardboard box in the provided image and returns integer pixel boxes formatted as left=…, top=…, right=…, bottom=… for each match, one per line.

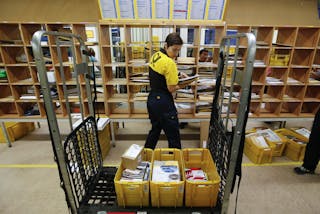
left=121, top=144, right=144, bottom=170
left=200, top=121, right=210, bottom=148
left=97, top=118, right=111, bottom=160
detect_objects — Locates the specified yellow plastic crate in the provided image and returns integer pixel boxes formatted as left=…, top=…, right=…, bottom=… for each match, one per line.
left=266, top=138, right=286, bottom=157
left=226, top=66, right=233, bottom=79
left=290, top=127, right=310, bottom=142
left=275, top=129, right=308, bottom=161
left=255, top=128, right=287, bottom=157
left=24, top=122, right=35, bottom=132
left=245, top=127, right=260, bottom=135
left=246, top=127, right=286, bottom=156
left=284, top=141, right=306, bottom=161
left=183, top=148, right=220, bottom=207
left=114, top=148, right=153, bottom=207
left=0, top=122, right=35, bottom=143
left=269, top=54, right=290, bottom=66
left=150, top=148, right=185, bottom=207
left=244, top=135, right=273, bottom=164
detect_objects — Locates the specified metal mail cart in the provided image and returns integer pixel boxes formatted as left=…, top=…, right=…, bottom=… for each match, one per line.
left=32, top=30, right=255, bottom=214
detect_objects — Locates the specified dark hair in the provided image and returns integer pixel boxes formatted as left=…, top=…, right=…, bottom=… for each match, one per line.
left=200, top=49, right=209, bottom=55
left=165, top=32, right=183, bottom=47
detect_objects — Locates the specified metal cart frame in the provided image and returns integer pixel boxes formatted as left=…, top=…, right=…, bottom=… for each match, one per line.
left=209, top=33, right=256, bottom=213
left=32, top=30, right=96, bottom=213
left=32, top=30, right=256, bottom=214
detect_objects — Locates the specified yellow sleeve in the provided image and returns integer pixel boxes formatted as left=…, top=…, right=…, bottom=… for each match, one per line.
left=164, top=60, right=179, bottom=86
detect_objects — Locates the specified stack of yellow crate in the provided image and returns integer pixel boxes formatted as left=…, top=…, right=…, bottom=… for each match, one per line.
left=255, top=128, right=287, bottom=157
left=152, top=36, right=160, bottom=52
left=244, top=127, right=288, bottom=163
left=290, top=127, right=310, bottom=142
left=114, top=148, right=153, bottom=207
left=130, top=41, right=148, bottom=93
left=114, top=148, right=223, bottom=208
left=0, top=122, right=35, bottom=143
left=275, top=128, right=309, bottom=161
left=183, top=148, right=220, bottom=207
left=244, top=133, right=274, bottom=164
left=150, top=148, right=185, bottom=207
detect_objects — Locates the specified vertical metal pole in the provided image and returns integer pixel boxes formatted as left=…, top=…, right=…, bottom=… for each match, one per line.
left=69, top=41, right=85, bottom=120
left=110, top=120, right=116, bottom=146
left=32, top=31, right=79, bottom=214
left=55, top=38, right=74, bottom=130
left=219, top=39, right=230, bottom=122
left=79, top=43, right=94, bottom=118
left=220, top=33, right=256, bottom=214
left=1, top=122, right=12, bottom=147
left=225, top=37, right=240, bottom=132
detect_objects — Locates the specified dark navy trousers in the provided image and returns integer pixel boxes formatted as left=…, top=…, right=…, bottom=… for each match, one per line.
left=302, top=107, right=320, bottom=171
left=145, top=91, right=181, bottom=149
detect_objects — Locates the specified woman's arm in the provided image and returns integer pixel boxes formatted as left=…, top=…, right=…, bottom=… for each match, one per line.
left=167, top=71, right=190, bottom=93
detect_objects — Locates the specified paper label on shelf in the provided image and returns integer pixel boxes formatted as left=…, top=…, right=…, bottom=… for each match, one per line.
left=137, top=0, right=152, bottom=19
left=100, top=0, right=117, bottom=18
left=173, top=0, right=188, bottom=19
left=119, top=0, right=135, bottom=18
left=155, top=0, right=170, bottom=19
left=208, top=0, right=225, bottom=20
left=190, top=0, right=206, bottom=20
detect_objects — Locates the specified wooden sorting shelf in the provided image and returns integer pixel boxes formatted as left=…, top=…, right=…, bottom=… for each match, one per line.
left=0, top=21, right=98, bottom=119
left=0, top=21, right=319, bottom=120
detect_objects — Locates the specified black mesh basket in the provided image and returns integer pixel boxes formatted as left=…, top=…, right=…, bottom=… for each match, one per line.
left=63, top=116, right=117, bottom=212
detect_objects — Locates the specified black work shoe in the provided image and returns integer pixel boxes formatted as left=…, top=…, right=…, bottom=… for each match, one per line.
left=294, top=166, right=315, bottom=175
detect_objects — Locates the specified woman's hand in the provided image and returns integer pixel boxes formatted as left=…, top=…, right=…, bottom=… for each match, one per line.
left=167, top=72, right=191, bottom=92
left=168, top=85, right=178, bottom=93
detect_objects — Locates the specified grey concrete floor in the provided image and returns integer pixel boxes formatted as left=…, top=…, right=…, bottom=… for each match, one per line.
left=0, top=120, right=319, bottom=214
